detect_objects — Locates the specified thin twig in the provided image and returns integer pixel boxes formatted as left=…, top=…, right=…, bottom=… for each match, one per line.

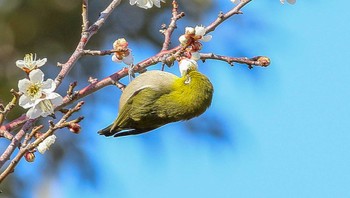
left=161, top=0, right=185, bottom=51
left=205, top=0, right=251, bottom=33
left=200, top=53, right=270, bottom=68
left=55, top=0, right=122, bottom=87
left=67, top=81, right=78, bottom=99
left=83, top=49, right=117, bottom=56
left=0, top=102, right=84, bottom=183
left=82, top=0, right=89, bottom=32
left=0, top=90, right=20, bottom=127
left=21, top=125, right=44, bottom=148
left=0, top=120, right=34, bottom=169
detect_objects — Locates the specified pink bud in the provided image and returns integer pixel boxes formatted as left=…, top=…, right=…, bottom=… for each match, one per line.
left=25, top=152, right=35, bottom=162
left=69, top=123, right=81, bottom=134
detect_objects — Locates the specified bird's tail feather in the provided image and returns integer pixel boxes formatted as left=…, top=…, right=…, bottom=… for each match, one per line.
left=97, top=124, right=116, bottom=137
left=98, top=125, right=156, bottom=137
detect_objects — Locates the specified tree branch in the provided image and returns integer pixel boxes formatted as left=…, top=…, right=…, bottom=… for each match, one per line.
left=0, top=90, right=20, bottom=131
left=55, top=0, right=122, bottom=87
left=81, top=0, right=89, bottom=32
left=200, top=53, right=270, bottom=68
left=0, top=120, right=35, bottom=169
left=205, top=0, right=251, bottom=33
left=161, top=0, right=185, bottom=51
left=0, top=102, right=84, bottom=183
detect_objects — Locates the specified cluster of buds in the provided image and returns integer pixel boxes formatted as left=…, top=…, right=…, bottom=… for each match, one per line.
left=178, top=26, right=212, bottom=61
left=112, top=38, right=134, bottom=65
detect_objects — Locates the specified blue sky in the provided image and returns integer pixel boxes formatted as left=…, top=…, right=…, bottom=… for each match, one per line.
left=43, top=1, right=350, bottom=197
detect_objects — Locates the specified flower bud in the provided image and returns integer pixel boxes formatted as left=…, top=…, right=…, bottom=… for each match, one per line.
left=194, top=25, right=206, bottom=36
left=37, top=135, right=56, bottom=154
left=257, top=56, right=271, bottom=67
left=185, top=27, right=195, bottom=35
left=69, top=123, right=81, bottom=134
left=34, top=132, right=43, bottom=139
left=179, top=35, right=189, bottom=45
left=113, top=38, right=129, bottom=50
left=25, top=152, right=35, bottom=162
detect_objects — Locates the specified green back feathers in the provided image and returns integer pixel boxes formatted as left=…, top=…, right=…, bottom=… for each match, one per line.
left=118, top=70, right=178, bottom=111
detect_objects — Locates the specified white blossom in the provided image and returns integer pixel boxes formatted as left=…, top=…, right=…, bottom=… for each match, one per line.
left=179, top=58, right=198, bottom=76
left=16, top=53, right=47, bottom=73
left=18, top=69, right=63, bottom=119
left=129, top=0, right=165, bottom=9
left=195, top=25, right=212, bottom=42
left=37, top=135, right=56, bottom=154
left=231, top=0, right=240, bottom=4
left=112, top=38, right=134, bottom=65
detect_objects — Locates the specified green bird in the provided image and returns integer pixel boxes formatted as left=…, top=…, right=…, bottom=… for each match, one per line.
left=98, top=60, right=213, bottom=137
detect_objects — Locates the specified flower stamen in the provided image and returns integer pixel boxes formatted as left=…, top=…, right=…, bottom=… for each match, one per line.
left=26, top=82, right=42, bottom=99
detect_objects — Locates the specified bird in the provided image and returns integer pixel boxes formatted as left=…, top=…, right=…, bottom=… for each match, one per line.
left=98, top=61, right=213, bottom=137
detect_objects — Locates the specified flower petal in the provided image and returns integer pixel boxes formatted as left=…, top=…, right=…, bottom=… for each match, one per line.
left=112, top=55, right=122, bottom=63
left=37, top=99, right=54, bottom=117
left=195, top=26, right=206, bottom=36
left=19, top=95, right=35, bottom=109
left=143, top=0, right=153, bottom=8
left=29, top=69, right=44, bottom=83
left=46, top=93, right=64, bottom=106
left=35, top=58, right=47, bottom=67
left=16, top=60, right=25, bottom=69
left=129, top=0, right=137, bottom=5
left=185, top=27, right=195, bottom=35
left=123, top=53, right=134, bottom=65
left=18, top=78, right=31, bottom=93
left=42, top=79, right=56, bottom=93
left=26, top=106, right=43, bottom=119
left=201, top=35, right=212, bottom=42
left=37, top=143, right=47, bottom=154
left=152, top=0, right=161, bottom=7
left=37, top=135, right=56, bottom=154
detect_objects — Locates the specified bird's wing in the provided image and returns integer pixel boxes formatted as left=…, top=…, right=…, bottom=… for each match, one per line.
left=119, top=70, right=178, bottom=110
left=110, top=86, right=164, bottom=132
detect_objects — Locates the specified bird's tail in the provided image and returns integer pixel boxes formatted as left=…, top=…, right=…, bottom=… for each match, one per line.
left=97, top=124, right=116, bottom=137
left=98, top=125, right=156, bottom=137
